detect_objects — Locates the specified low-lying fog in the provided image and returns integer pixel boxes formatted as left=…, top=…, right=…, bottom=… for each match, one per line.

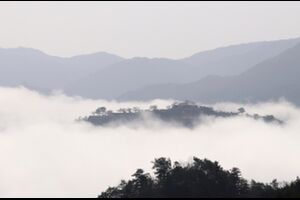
left=0, top=86, right=299, bottom=197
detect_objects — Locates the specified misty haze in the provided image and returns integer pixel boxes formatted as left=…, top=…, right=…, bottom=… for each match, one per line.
left=1, top=1, right=300, bottom=198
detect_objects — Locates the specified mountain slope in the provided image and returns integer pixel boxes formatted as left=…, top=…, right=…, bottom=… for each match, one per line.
left=0, top=38, right=299, bottom=99
left=0, top=47, right=124, bottom=93
left=119, top=42, right=300, bottom=105
left=64, top=58, right=193, bottom=99
left=182, top=37, right=300, bottom=76
left=66, top=38, right=300, bottom=99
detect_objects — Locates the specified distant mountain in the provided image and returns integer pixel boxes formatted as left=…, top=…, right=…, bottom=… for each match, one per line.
left=182, top=37, right=300, bottom=77
left=64, top=58, right=193, bottom=99
left=66, top=38, right=300, bottom=99
left=0, top=47, right=124, bottom=93
left=119, top=42, right=300, bottom=105
left=0, top=38, right=299, bottom=100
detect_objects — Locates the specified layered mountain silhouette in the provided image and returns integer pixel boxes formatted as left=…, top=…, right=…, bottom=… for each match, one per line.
left=65, top=38, right=300, bottom=99
left=65, top=58, right=193, bottom=99
left=0, top=37, right=300, bottom=103
left=0, top=47, right=124, bottom=93
left=183, top=38, right=300, bottom=76
left=120, top=42, right=300, bottom=105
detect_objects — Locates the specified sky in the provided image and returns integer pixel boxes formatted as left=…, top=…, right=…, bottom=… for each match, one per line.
left=0, top=1, right=300, bottom=58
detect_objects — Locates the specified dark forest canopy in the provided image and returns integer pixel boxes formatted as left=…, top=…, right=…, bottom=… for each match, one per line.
left=99, top=157, right=300, bottom=198
left=81, top=101, right=282, bottom=128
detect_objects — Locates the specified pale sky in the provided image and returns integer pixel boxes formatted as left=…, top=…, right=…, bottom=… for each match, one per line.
left=0, top=1, right=300, bottom=58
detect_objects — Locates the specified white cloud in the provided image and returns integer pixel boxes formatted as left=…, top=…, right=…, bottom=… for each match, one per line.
left=0, top=86, right=299, bottom=197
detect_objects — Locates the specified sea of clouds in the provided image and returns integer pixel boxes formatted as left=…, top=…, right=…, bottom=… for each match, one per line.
left=0, top=86, right=299, bottom=197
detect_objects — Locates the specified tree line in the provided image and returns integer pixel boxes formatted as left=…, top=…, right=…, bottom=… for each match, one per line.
left=99, top=157, right=300, bottom=198
left=82, top=101, right=282, bottom=128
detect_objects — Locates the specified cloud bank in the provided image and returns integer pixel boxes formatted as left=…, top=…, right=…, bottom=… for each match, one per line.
left=0, top=86, right=299, bottom=197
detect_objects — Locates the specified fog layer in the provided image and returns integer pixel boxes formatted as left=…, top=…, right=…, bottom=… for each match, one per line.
left=0, top=86, right=299, bottom=197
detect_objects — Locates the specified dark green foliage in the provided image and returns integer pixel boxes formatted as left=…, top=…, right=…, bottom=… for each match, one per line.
left=278, top=178, right=300, bottom=198
left=98, top=157, right=300, bottom=198
left=83, top=101, right=283, bottom=128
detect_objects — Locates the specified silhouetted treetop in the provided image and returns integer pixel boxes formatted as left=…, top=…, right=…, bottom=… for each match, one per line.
left=98, top=157, right=300, bottom=198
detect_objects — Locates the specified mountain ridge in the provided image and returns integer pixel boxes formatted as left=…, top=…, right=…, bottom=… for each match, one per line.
left=119, top=42, right=300, bottom=105
left=1, top=37, right=300, bottom=100
left=64, top=38, right=300, bottom=99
